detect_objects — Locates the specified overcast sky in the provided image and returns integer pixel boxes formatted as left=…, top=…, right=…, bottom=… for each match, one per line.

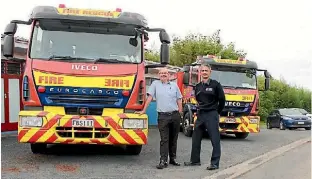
left=1, top=0, right=311, bottom=90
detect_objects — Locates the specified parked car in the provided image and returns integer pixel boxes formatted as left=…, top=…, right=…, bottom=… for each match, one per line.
left=266, top=108, right=311, bottom=130
left=290, top=108, right=312, bottom=119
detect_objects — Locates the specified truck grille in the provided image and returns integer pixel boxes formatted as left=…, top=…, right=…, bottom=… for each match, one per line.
left=219, top=123, right=239, bottom=130
left=221, top=107, right=250, bottom=117
left=56, top=127, right=110, bottom=138
left=47, top=94, right=119, bottom=105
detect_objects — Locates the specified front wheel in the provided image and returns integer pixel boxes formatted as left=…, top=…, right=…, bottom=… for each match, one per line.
left=279, top=121, right=286, bottom=130
left=266, top=121, right=272, bottom=129
left=235, top=132, right=249, bottom=139
left=30, top=143, right=47, bottom=154
left=183, top=112, right=193, bottom=137
left=126, top=145, right=142, bottom=155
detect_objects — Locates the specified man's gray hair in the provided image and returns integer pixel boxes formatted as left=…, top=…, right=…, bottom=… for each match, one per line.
left=200, top=62, right=211, bottom=69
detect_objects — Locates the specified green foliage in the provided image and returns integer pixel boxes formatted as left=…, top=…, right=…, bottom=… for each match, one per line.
left=145, top=30, right=312, bottom=121
left=145, top=30, right=246, bottom=67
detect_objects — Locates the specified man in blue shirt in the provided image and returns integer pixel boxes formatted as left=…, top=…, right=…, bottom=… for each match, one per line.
left=137, top=68, right=183, bottom=169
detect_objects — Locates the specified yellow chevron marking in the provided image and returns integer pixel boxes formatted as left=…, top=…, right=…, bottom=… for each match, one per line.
left=103, top=108, right=124, bottom=116
left=20, top=128, right=40, bottom=142
left=110, top=129, right=128, bottom=144
left=126, top=130, right=144, bottom=144
left=44, top=106, right=65, bottom=115
left=37, top=130, right=54, bottom=143
left=93, top=116, right=105, bottom=128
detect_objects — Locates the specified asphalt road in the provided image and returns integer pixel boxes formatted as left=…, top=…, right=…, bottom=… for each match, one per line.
left=1, top=127, right=310, bottom=179
left=239, top=141, right=311, bottom=179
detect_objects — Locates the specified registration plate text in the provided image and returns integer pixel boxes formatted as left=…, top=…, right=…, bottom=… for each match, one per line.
left=225, top=118, right=236, bottom=123
left=72, top=119, right=94, bottom=127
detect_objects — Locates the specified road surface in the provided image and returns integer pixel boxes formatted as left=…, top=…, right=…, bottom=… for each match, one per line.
left=1, top=127, right=310, bottom=179
left=239, top=141, right=311, bottom=179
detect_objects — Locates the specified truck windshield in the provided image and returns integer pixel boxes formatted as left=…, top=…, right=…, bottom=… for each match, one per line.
left=210, top=70, right=257, bottom=89
left=30, top=19, right=142, bottom=63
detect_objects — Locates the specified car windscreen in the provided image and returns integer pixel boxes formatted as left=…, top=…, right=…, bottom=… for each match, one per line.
left=279, top=109, right=303, bottom=115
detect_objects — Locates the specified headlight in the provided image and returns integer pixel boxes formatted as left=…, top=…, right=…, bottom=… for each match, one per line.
left=20, top=116, right=43, bottom=127
left=249, top=118, right=258, bottom=124
left=123, top=119, right=147, bottom=129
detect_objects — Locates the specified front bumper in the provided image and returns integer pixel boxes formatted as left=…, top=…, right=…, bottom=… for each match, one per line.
left=286, top=124, right=311, bottom=128
left=18, top=110, right=148, bottom=145
left=192, top=115, right=260, bottom=133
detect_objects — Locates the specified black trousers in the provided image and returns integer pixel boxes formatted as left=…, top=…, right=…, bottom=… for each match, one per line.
left=157, top=111, right=181, bottom=161
left=190, top=110, right=221, bottom=166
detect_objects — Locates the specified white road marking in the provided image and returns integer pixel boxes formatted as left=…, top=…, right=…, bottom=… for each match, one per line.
left=203, top=137, right=311, bottom=179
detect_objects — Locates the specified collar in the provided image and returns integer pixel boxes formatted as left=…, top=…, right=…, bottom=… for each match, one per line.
left=201, top=79, right=211, bottom=85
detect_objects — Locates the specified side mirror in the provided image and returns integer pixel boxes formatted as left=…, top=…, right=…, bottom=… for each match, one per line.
left=159, top=30, right=170, bottom=44
left=4, top=23, right=17, bottom=35
left=129, top=37, right=138, bottom=47
left=183, top=72, right=190, bottom=85
left=264, top=70, right=270, bottom=78
left=265, top=77, right=270, bottom=90
left=160, top=43, right=169, bottom=65
left=3, top=35, right=15, bottom=58
left=183, top=66, right=190, bottom=73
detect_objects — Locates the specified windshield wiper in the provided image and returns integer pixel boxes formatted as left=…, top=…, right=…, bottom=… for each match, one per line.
left=93, top=58, right=134, bottom=64
left=48, top=55, right=74, bottom=60
left=222, top=85, right=237, bottom=89
left=222, top=85, right=255, bottom=89
left=48, top=55, right=93, bottom=61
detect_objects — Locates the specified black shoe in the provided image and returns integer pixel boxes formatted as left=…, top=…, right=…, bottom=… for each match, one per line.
left=206, top=164, right=219, bottom=170
left=184, top=161, right=201, bottom=166
left=156, top=160, right=168, bottom=169
left=169, top=159, right=181, bottom=166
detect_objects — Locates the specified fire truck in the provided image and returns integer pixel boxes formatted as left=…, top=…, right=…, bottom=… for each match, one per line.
left=2, top=4, right=171, bottom=154
left=176, top=55, right=270, bottom=139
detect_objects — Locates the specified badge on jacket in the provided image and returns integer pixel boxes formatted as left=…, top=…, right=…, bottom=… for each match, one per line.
left=206, top=87, right=213, bottom=91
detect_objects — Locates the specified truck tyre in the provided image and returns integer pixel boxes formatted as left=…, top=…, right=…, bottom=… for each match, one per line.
left=126, top=145, right=142, bottom=155
left=30, top=143, right=47, bottom=154
left=235, top=132, right=249, bottom=139
left=183, top=112, right=193, bottom=137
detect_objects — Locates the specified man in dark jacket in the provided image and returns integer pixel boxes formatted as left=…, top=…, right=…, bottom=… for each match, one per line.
left=184, top=63, right=226, bottom=170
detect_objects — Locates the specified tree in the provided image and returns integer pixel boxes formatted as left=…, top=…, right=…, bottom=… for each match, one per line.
left=145, top=30, right=246, bottom=66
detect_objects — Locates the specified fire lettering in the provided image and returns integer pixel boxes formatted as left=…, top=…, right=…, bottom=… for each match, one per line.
left=105, top=79, right=130, bottom=87
left=38, top=76, right=64, bottom=84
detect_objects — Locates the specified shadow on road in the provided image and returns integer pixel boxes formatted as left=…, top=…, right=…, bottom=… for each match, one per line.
left=44, top=144, right=134, bottom=156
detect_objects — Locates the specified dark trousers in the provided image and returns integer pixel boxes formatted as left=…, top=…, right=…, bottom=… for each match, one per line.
left=190, top=110, right=221, bottom=166
left=157, top=111, right=181, bottom=161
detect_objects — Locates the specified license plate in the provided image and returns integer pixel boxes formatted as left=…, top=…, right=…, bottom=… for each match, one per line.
left=72, top=119, right=94, bottom=127
left=225, top=118, right=236, bottom=123
left=298, top=122, right=304, bottom=124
